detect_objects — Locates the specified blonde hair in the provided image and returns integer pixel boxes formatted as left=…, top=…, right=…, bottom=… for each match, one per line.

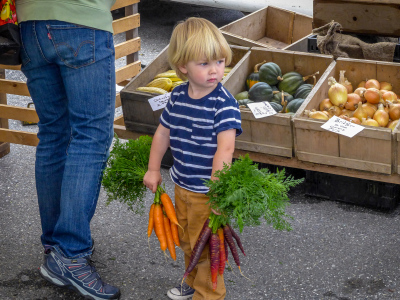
left=168, top=17, right=232, bottom=80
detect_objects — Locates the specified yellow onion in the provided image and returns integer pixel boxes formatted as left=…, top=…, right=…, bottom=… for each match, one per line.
left=362, top=103, right=377, bottom=118
left=373, top=103, right=389, bottom=127
left=344, top=93, right=362, bottom=111
left=357, top=80, right=366, bottom=88
left=328, top=77, right=347, bottom=108
left=361, top=117, right=379, bottom=127
left=364, top=88, right=381, bottom=104
left=338, top=70, right=353, bottom=93
left=349, top=117, right=361, bottom=125
left=365, top=79, right=380, bottom=90
left=353, top=101, right=368, bottom=121
left=380, top=81, right=393, bottom=91
left=387, top=119, right=399, bottom=130
left=319, top=98, right=333, bottom=111
left=353, top=87, right=366, bottom=102
left=340, top=108, right=354, bottom=118
left=382, top=91, right=397, bottom=102
left=388, top=102, right=400, bottom=120
left=329, top=105, right=342, bottom=116
left=304, top=109, right=329, bottom=120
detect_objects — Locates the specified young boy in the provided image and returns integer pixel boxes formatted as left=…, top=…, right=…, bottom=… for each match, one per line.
left=143, top=17, right=242, bottom=300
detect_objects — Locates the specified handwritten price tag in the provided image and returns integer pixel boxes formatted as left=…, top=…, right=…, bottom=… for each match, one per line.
left=321, top=115, right=364, bottom=138
left=246, top=101, right=277, bottom=119
left=148, top=93, right=171, bottom=111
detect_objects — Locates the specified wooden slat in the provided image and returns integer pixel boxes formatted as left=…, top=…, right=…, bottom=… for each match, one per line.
left=0, top=79, right=30, bottom=96
left=115, top=93, right=122, bottom=108
left=111, top=0, right=139, bottom=11
left=116, top=60, right=141, bottom=84
left=112, top=14, right=140, bottom=35
left=0, top=142, right=10, bottom=158
left=0, top=64, right=21, bottom=70
left=0, top=104, right=39, bottom=122
left=0, top=128, right=38, bottom=146
left=113, top=114, right=125, bottom=125
left=115, top=37, right=141, bottom=59
left=113, top=124, right=151, bottom=140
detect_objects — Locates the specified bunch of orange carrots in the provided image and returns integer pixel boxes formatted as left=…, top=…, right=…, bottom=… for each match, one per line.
left=147, top=185, right=183, bottom=260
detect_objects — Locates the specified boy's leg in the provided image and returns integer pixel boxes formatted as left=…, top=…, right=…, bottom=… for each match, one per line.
left=175, top=185, right=226, bottom=300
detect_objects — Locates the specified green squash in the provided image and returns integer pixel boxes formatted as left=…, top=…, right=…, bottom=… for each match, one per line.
left=271, top=85, right=279, bottom=92
left=278, top=72, right=306, bottom=95
left=271, top=91, right=294, bottom=105
left=234, top=91, right=249, bottom=100
left=294, top=83, right=313, bottom=99
left=285, top=98, right=305, bottom=113
left=237, top=98, right=254, bottom=108
left=248, top=82, right=273, bottom=102
left=259, top=62, right=283, bottom=86
left=269, top=102, right=283, bottom=113
left=245, top=61, right=265, bottom=90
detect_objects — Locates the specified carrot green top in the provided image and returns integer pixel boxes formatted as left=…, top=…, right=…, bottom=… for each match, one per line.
left=16, top=0, right=117, bottom=33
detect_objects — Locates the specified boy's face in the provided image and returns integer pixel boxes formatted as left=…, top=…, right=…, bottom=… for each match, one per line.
left=179, top=57, right=226, bottom=97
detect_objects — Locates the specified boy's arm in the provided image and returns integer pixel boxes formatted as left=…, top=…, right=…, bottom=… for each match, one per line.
left=211, top=129, right=236, bottom=181
left=143, top=124, right=170, bottom=193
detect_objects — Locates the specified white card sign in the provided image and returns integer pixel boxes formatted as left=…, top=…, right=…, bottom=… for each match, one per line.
left=321, top=115, right=364, bottom=138
left=148, top=92, right=171, bottom=111
left=246, top=101, right=277, bottom=119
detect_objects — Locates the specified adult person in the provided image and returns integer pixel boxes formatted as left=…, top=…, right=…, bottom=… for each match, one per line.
left=16, top=1, right=120, bottom=299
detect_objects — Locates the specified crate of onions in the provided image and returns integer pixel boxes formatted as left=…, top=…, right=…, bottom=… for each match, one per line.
left=293, top=57, right=400, bottom=175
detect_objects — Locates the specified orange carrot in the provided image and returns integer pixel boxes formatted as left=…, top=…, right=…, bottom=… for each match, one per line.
left=217, top=228, right=226, bottom=275
left=163, top=214, right=176, bottom=260
left=160, top=193, right=183, bottom=231
left=171, top=222, right=180, bottom=246
left=153, top=204, right=167, bottom=252
left=147, top=204, right=155, bottom=238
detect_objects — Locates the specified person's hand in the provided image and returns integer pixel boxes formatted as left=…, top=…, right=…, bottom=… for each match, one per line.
left=143, top=170, right=162, bottom=193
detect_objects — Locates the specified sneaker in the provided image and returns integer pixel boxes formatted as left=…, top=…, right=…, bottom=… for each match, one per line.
left=39, top=249, right=120, bottom=300
left=44, top=238, right=95, bottom=255
left=167, top=282, right=195, bottom=300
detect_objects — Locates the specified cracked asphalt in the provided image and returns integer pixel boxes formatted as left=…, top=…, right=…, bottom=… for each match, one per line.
left=1, top=1, right=400, bottom=299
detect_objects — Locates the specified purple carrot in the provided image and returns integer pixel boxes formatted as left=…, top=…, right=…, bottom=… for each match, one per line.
left=228, top=224, right=246, bottom=256
left=223, top=225, right=240, bottom=270
left=209, top=233, right=220, bottom=291
left=182, top=219, right=211, bottom=283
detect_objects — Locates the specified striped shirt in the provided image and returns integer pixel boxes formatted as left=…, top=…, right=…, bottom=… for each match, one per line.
left=160, top=82, right=242, bottom=193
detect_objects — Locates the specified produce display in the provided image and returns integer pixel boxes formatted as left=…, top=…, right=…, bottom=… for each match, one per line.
left=303, top=70, right=400, bottom=130
left=235, top=61, right=318, bottom=114
left=135, top=68, right=233, bottom=95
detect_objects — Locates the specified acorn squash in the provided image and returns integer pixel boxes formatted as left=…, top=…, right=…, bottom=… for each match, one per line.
left=248, top=82, right=273, bottom=102
left=269, top=102, right=283, bottom=113
left=294, top=83, right=313, bottom=99
left=245, top=61, right=266, bottom=90
left=272, top=91, right=293, bottom=105
left=237, top=99, right=254, bottom=108
left=259, top=62, right=283, bottom=86
left=234, top=91, right=249, bottom=100
left=278, top=71, right=318, bottom=95
left=285, top=98, right=305, bottom=113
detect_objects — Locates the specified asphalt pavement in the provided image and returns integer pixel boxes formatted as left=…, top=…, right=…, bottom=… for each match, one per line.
left=1, top=1, right=400, bottom=300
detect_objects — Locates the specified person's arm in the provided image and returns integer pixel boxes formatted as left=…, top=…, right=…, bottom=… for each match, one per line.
left=143, top=124, right=170, bottom=193
left=211, top=129, right=236, bottom=181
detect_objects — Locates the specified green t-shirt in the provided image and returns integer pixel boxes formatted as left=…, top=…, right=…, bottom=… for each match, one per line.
left=16, top=0, right=117, bottom=33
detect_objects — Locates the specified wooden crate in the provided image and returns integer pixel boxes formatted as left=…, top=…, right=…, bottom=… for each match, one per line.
left=293, top=57, right=400, bottom=175
left=219, top=6, right=312, bottom=50
left=120, top=45, right=250, bottom=134
left=395, top=127, right=400, bottom=174
left=222, top=47, right=333, bottom=158
left=313, top=0, right=400, bottom=37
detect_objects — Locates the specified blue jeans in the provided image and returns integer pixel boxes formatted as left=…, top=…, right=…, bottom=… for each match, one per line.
left=20, top=21, right=116, bottom=258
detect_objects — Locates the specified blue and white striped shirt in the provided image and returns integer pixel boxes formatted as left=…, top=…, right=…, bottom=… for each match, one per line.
left=160, top=82, right=242, bottom=193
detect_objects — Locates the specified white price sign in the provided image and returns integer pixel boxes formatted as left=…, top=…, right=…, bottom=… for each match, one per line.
left=321, top=115, right=364, bottom=138
left=148, top=92, right=171, bottom=111
left=246, top=101, right=277, bottom=119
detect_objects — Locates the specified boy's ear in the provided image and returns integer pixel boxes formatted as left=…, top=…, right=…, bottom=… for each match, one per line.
left=178, top=65, right=188, bottom=75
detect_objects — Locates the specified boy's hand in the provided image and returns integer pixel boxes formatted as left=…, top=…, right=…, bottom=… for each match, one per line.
left=143, top=170, right=162, bottom=193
